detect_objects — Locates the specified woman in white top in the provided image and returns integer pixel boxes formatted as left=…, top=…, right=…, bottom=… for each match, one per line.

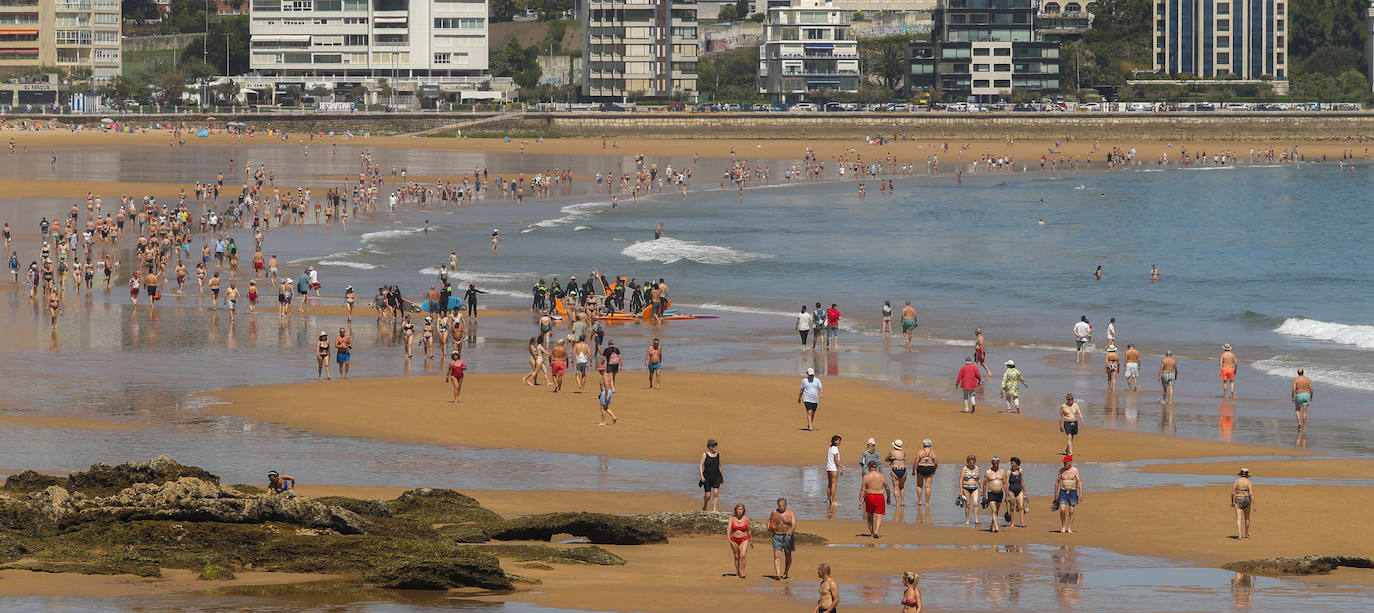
left=825, top=435, right=843, bottom=506
left=796, top=306, right=813, bottom=349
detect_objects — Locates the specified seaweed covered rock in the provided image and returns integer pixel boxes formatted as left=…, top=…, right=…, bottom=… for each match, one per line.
left=436, top=523, right=491, bottom=543
left=1223, top=555, right=1374, bottom=576
left=198, top=563, right=237, bottom=580
left=2, top=470, right=61, bottom=493
left=0, top=533, right=27, bottom=562
left=363, top=554, right=512, bottom=591
left=388, top=488, right=503, bottom=525
left=491, top=512, right=667, bottom=545
left=633, top=511, right=827, bottom=545
left=473, top=544, right=625, bottom=566
left=314, top=496, right=390, bottom=518
left=67, top=456, right=219, bottom=495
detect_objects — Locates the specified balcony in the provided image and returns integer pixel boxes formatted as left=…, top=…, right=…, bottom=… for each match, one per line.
left=781, top=68, right=861, bottom=77
left=1035, top=11, right=1093, bottom=35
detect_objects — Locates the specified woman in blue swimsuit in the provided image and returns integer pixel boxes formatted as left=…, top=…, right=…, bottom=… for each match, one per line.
left=886, top=439, right=909, bottom=507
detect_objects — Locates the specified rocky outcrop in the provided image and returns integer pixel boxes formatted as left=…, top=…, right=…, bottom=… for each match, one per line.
left=490, top=512, right=667, bottom=545
left=363, top=555, right=512, bottom=591
left=473, top=544, right=625, bottom=566
left=1223, top=555, right=1374, bottom=576
left=633, top=511, right=827, bottom=545
left=0, top=478, right=364, bottom=534
left=388, top=488, right=503, bottom=525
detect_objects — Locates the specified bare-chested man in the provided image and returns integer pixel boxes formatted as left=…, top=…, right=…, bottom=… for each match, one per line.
left=900, top=300, right=917, bottom=347
left=1159, top=350, right=1179, bottom=403
left=549, top=338, right=568, bottom=392
left=1053, top=456, right=1083, bottom=533
left=982, top=457, right=1009, bottom=533
left=1219, top=343, right=1238, bottom=398
left=816, top=563, right=838, bottom=613
left=860, top=462, right=890, bottom=538
left=768, top=498, right=797, bottom=579
left=644, top=338, right=663, bottom=389
left=1059, top=393, right=1082, bottom=455
left=1123, top=344, right=1141, bottom=391
left=974, top=328, right=989, bottom=377
left=335, top=328, right=352, bottom=380
left=1292, top=369, right=1313, bottom=431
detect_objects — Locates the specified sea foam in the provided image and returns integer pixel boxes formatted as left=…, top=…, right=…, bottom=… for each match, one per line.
left=620, top=238, right=773, bottom=265
left=1274, top=317, right=1374, bottom=350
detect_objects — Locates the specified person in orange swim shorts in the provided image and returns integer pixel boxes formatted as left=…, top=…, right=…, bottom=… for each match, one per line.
left=1219, top=343, right=1238, bottom=398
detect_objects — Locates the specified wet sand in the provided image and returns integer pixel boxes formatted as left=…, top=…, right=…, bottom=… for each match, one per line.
left=1138, top=458, right=1372, bottom=479
left=0, top=568, right=340, bottom=597
left=293, top=485, right=698, bottom=516
left=207, top=373, right=1292, bottom=466
left=9, top=129, right=1364, bottom=166
left=0, top=415, right=139, bottom=430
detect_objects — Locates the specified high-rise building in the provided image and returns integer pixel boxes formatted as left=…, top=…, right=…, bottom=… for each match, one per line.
left=0, top=0, right=122, bottom=82
left=1152, top=0, right=1288, bottom=81
left=907, top=0, right=1061, bottom=100
left=249, top=0, right=489, bottom=78
left=581, top=0, right=699, bottom=100
left=757, top=0, right=859, bottom=104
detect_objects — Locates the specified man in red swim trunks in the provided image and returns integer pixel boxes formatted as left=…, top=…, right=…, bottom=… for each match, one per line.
left=1219, top=343, right=1238, bottom=398
left=859, top=461, right=891, bottom=538
left=549, top=336, right=569, bottom=392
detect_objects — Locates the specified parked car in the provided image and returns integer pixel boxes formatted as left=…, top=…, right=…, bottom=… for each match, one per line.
left=1079, top=102, right=1102, bottom=112
left=790, top=102, right=818, bottom=112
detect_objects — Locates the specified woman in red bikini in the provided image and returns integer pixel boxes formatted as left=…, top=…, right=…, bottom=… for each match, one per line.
left=900, top=570, right=922, bottom=611
left=445, top=350, right=466, bottom=403
left=727, top=503, right=753, bottom=579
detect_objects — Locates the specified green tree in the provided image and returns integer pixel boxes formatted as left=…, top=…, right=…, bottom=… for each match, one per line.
left=123, top=0, right=159, bottom=23
left=158, top=69, right=188, bottom=105
left=716, top=4, right=739, bottom=21
left=490, top=0, right=520, bottom=22
left=177, top=16, right=250, bottom=75
left=1081, top=0, right=1151, bottom=85
left=1289, top=0, right=1368, bottom=68
left=697, top=47, right=759, bottom=101
left=860, top=35, right=908, bottom=91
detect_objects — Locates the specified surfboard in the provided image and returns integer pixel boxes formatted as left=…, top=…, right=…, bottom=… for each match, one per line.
left=640, top=299, right=672, bottom=320
left=420, top=296, right=462, bottom=312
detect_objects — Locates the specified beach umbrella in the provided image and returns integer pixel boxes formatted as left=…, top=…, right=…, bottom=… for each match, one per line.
left=205, top=116, right=217, bottom=121
left=100, top=118, right=113, bottom=124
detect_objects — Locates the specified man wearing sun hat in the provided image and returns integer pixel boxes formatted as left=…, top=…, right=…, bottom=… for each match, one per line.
left=1219, top=343, right=1238, bottom=398
left=798, top=367, right=824, bottom=431
left=1054, top=455, right=1083, bottom=534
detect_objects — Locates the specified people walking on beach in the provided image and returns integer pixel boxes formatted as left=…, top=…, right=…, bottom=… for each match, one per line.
left=464, top=283, right=485, bottom=318
left=796, top=306, right=813, bottom=350
left=316, top=332, right=332, bottom=380
left=1060, top=394, right=1082, bottom=454
left=601, top=339, right=621, bottom=388
left=335, top=328, right=352, bottom=380
left=955, top=357, right=982, bottom=413
left=727, top=503, right=753, bottom=578
left=982, top=457, right=1008, bottom=533
left=799, top=368, right=823, bottom=430
left=881, top=301, right=893, bottom=335
left=824, top=304, right=841, bottom=350
left=768, top=498, right=796, bottom=580
left=644, top=338, right=663, bottom=389
left=1124, top=344, right=1141, bottom=391
left=958, top=455, right=981, bottom=527
left=900, top=571, right=923, bottom=612
left=572, top=336, right=592, bottom=392
left=445, top=350, right=466, bottom=402
left=1054, top=456, right=1083, bottom=534
left=1000, top=360, right=1027, bottom=414
left=523, top=337, right=546, bottom=386
left=596, top=367, right=617, bottom=425
left=1160, top=351, right=1179, bottom=403
left=1008, top=456, right=1029, bottom=528
left=699, top=439, right=723, bottom=511
left=901, top=300, right=917, bottom=347
left=1220, top=344, right=1238, bottom=398
left=860, top=461, right=891, bottom=538
left=1292, top=369, right=1313, bottom=431
left=1073, top=315, right=1092, bottom=363
left=859, top=438, right=881, bottom=493
left=1105, top=344, right=1120, bottom=390
left=549, top=337, right=568, bottom=392
left=1106, top=317, right=1116, bottom=347
left=974, top=329, right=990, bottom=377
left=914, top=439, right=937, bottom=506
left=825, top=435, right=843, bottom=506
left=816, top=563, right=838, bottom=613
left=1231, top=468, right=1254, bottom=539
left=886, top=439, right=908, bottom=506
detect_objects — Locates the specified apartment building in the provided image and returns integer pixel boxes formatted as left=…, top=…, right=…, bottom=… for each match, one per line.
left=0, top=0, right=121, bottom=82
left=757, top=0, right=859, bottom=104
left=581, top=0, right=699, bottom=100
left=249, top=0, right=489, bottom=78
left=907, top=0, right=1061, bottom=99
left=1153, top=0, right=1288, bottom=80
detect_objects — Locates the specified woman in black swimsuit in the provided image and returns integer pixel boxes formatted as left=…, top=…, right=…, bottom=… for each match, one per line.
left=1008, top=456, right=1028, bottom=528
left=914, top=438, right=938, bottom=507
left=699, top=439, right=723, bottom=512
left=886, top=439, right=908, bottom=507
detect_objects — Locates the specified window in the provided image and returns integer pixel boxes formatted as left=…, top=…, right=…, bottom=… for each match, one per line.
left=55, top=30, right=92, bottom=45
left=994, top=79, right=1010, bottom=87
left=93, top=48, right=118, bottom=62
left=282, top=0, right=313, bottom=10
left=316, top=0, right=341, bottom=9
left=434, top=52, right=450, bottom=64
left=1277, top=19, right=1283, bottom=32
left=973, top=64, right=989, bottom=71
left=0, top=32, right=36, bottom=42
left=254, top=0, right=281, bottom=9
left=1276, top=2, right=1283, bottom=15
left=973, top=47, right=990, bottom=56
left=433, top=17, right=484, bottom=29
left=994, top=47, right=1010, bottom=56
left=93, top=0, right=117, bottom=7
left=994, top=63, right=1010, bottom=71
left=1217, top=2, right=1228, bottom=13
left=93, top=30, right=117, bottom=45
left=344, top=34, right=367, bottom=45
left=973, top=79, right=989, bottom=87
left=344, top=0, right=365, bottom=8
left=94, top=12, right=118, bottom=25
left=1217, top=52, right=1229, bottom=64
left=314, top=53, right=342, bottom=63
left=1277, top=36, right=1283, bottom=47
left=343, top=17, right=367, bottom=23
left=1277, top=52, right=1284, bottom=64
left=1217, top=19, right=1229, bottom=31
left=56, top=14, right=90, bottom=26
left=1217, top=36, right=1229, bottom=46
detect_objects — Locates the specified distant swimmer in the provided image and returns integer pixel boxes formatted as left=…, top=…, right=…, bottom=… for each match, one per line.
left=490, top=229, right=500, bottom=253
left=654, top=223, right=663, bottom=239
left=1037, top=219, right=1046, bottom=226
left=1094, top=265, right=1103, bottom=280
left=1292, top=369, right=1313, bottom=431
left=1159, top=350, right=1179, bottom=403
left=1150, top=264, right=1160, bottom=281
left=1219, top=343, right=1238, bottom=398
left=900, top=301, right=917, bottom=347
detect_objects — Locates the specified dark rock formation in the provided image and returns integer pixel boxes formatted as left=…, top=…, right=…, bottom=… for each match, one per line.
left=490, top=512, right=667, bottom=545
left=1223, top=555, right=1374, bottom=576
